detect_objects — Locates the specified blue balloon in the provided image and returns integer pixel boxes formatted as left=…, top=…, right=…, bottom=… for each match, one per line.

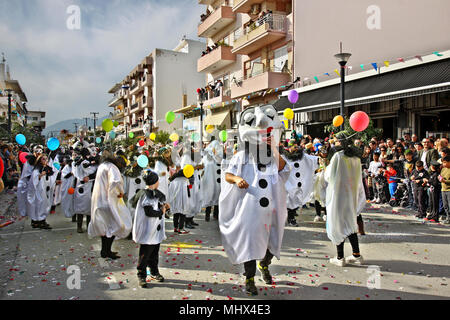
left=47, top=137, right=60, bottom=151
left=15, top=134, right=26, bottom=145
left=137, top=155, right=149, bottom=168
left=53, top=162, right=61, bottom=171
left=96, top=137, right=102, bottom=144
left=110, top=131, right=116, bottom=139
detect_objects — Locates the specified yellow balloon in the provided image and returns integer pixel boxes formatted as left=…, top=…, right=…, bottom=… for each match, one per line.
left=284, top=108, right=294, bottom=120
left=206, top=125, right=214, bottom=134
left=283, top=120, right=289, bottom=129
left=169, top=133, right=179, bottom=142
left=333, top=115, right=344, bottom=127
left=183, top=165, right=195, bottom=178
left=150, top=133, right=156, bottom=141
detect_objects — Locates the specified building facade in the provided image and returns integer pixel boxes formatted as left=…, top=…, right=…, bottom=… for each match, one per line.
left=26, top=110, right=46, bottom=133
left=276, top=0, right=450, bottom=139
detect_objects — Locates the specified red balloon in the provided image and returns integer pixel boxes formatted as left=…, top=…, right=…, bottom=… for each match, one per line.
left=139, top=140, right=145, bottom=147
left=350, top=111, right=370, bottom=132
left=19, top=152, right=29, bottom=164
left=68, top=188, right=75, bottom=195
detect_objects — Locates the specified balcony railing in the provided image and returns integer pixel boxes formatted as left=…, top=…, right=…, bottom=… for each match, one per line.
left=198, top=5, right=235, bottom=38
left=131, top=102, right=139, bottom=110
left=198, top=45, right=236, bottom=73
left=232, top=13, right=286, bottom=55
left=130, top=82, right=139, bottom=92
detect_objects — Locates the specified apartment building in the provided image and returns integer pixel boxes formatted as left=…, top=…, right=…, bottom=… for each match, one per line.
left=108, top=38, right=205, bottom=137
left=194, top=0, right=293, bottom=130
left=26, top=110, right=46, bottom=133
left=277, top=0, right=450, bottom=139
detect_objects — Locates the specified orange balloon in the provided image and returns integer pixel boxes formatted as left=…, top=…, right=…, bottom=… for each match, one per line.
left=333, top=115, right=344, bottom=127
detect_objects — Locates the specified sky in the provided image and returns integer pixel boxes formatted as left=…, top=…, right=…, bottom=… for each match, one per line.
left=0, top=0, right=204, bottom=126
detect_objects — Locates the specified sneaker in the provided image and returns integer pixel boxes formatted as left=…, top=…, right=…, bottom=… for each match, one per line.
left=39, top=221, right=52, bottom=230
left=329, top=257, right=346, bottom=267
left=288, top=220, right=298, bottom=227
left=428, top=219, right=437, bottom=223
left=191, top=221, right=199, bottom=226
left=245, top=278, right=258, bottom=296
left=178, top=229, right=190, bottom=234
left=441, top=219, right=450, bottom=225
left=257, top=262, right=273, bottom=284
left=345, top=255, right=364, bottom=265
left=138, top=277, right=148, bottom=288
left=185, top=223, right=195, bottom=229
left=77, top=227, right=84, bottom=233
left=174, top=228, right=180, bottom=233
left=150, top=274, right=164, bottom=282
left=314, top=216, right=323, bottom=222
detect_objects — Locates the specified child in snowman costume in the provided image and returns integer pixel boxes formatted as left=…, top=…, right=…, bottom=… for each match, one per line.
left=219, top=104, right=291, bottom=296
left=130, top=170, right=169, bottom=288
left=283, top=143, right=319, bottom=226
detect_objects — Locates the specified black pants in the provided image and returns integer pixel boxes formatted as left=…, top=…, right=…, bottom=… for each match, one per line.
left=205, top=205, right=219, bottom=218
left=137, top=244, right=160, bottom=279
left=287, top=208, right=298, bottom=221
left=415, top=187, right=427, bottom=217
left=428, top=187, right=441, bottom=221
left=101, top=236, right=115, bottom=255
left=243, top=249, right=274, bottom=280
left=173, top=213, right=185, bottom=230
left=77, top=214, right=91, bottom=228
left=336, top=233, right=360, bottom=259
left=315, top=200, right=327, bottom=217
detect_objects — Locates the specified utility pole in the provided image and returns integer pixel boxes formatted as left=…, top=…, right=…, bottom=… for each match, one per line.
left=5, top=89, right=12, bottom=142
left=73, top=122, right=79, bottom=135
left=83, top=117, right=89, bottom=128
left=91, top=112, right=99, bottom=142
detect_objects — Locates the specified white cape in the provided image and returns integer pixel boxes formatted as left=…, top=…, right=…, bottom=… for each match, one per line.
left=181, top=154, right=203, bottom=218
left=88, top=162, right=132, bottom=239
left=219, top=151, right=291, bottom=265
left=324, top=151, right=366, bottom=245
left=17, top=162, right=34, bottom=217
left=132, top=193, right=166, bottom=245
left=60, top=164, right=75, bottom=218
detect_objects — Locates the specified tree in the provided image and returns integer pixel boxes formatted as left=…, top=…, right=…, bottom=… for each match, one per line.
left=0, top=120, right=45, bottom=145
left=324, top=117, right=383, bottom=144
left=155, top=131, right=170, bottom=145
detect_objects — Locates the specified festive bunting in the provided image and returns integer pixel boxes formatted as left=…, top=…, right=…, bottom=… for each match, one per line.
left=433, top=51, right=443, bottom=57
left=334, top=69, right=340, bottom=77
left=360, top=64, right=365, bottom=70
left=371, top=63, right=378, bottom=71
left=314, top=76, right=319, bottom=83
left=384, top=61, right=390, bottom=67
left=324, top=73, right=330, bottom=76
left=397, top=58, right=405, bottom=63
left=415, top=55, right=423, bottom=62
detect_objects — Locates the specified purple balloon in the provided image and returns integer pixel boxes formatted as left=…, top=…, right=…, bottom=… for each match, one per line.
left=288, top=90, right=299, bottom=104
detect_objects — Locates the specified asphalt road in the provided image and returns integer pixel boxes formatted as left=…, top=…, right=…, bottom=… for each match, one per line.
left=1, top=192, right=449, bottom=300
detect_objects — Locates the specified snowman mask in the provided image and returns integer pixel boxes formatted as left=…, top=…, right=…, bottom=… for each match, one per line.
left=238, top=104, right=283, bottom=146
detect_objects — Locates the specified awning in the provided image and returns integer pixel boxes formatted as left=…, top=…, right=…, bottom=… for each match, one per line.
left=204, top=109, right=230, bottom=126
left=173, top=105, right=197, bottom=114
left=274, top=58, right=450, bottom=113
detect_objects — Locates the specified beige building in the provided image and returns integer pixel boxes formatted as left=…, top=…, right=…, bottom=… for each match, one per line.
left=190, top=0, right=293, bottom=132
left=277, top=0, right=450, bottom=139
left=26, top=110, right=46, bottom=133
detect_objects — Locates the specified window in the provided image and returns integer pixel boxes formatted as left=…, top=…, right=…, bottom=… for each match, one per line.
left=273, top=46, right=288, bottom=73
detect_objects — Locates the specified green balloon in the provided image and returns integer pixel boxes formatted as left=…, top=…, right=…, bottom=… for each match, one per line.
left=220, top=130, right=228, bottom=142
left=129, top=132, right=135, bottom=139
left=102, top=119, right=114, bottom=132
left=166, top=111, right=176, bottom=124
left=113, top=120, right=119, bottom=127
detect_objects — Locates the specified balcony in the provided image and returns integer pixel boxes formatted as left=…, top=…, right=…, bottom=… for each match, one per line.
left=198, top=45, right=236, bottom=73
left=142, top=75, right=153, bottom=87
left=130, top=81, right=141, bottom=95
left=232, top=13, right=287, bottom=55
left=231, top=67, right=291, bottom=99
left=198, top=6, right=235, bottom=38
left=232, top=0, right=262, bottom=13
left=203, top=87, right=233, bottom=106
left=198, top=0, right=214, bottom=4
left=112, top=110, right=124, bottom=121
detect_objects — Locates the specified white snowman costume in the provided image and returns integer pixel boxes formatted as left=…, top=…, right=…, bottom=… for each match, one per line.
left=181, top=153, right=203, bottom=219
left=28, top=168, right=52, bottom=222
left=124, top=174, right=146, bottom=218
left=284, top=152, right=319, bottom=210
left=201, top=140, right=223, bottom=208
left=153, top=160, right=169, bottom=198
left=219, top=105, right=291, bottom=265
left=17, top=160, right=34, bottom=217
left=60, top=163, right=75, bottom=218
left=73, top=159, right=98, bottom=215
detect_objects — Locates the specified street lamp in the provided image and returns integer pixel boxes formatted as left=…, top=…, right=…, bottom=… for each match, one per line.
left=5, top=89, right=12, bottom=141
left=334, top=43, right=351, bottom=131
left=197, top=88, right=205, bottom=151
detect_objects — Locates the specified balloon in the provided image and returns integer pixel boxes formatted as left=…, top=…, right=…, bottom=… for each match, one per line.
left=129, top=132, right=135, bottom=139
left=333, top=115, right=344, bottom=127
left=137, top=155, right=149, bottom=168
left=113, top=120, right=119, bottom=127
left=183, top=165, right=195, bottom=179
left=102, top=119, right=114, bottom=132
left=166, top=111, right=176, bottom=124
left=219, top=130, right=228, bottom=142
left=15, top=134, right=26, bottom=145
left=96, top=137, right=102, bottom=144
left=173, top=141, right=179, bottom=147
left=47, top=137, right=60, bottom=151
left=139, top=140, right=145, bottom=147
left=169, top=133, right=179, bottom=142
left=110, top=131, right=116, bottom=139
left=53, top=162, right=61, bottom=171
left=350, top=111, right=370, bottom=132
left=68, top=188, right=75, bottom=195
left=19, top=152, right=28, bottom=164
left=284, top=108, right=294, bottom=120
left=150, top=133, right=156, bottom=141
left=282, top=120, right=289, bottom=129
left=206, top=125, right=214, bottom=134
left=288, top=90, right=299, bottom=104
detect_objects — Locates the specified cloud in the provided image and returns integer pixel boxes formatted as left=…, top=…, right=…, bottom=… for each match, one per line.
left=0, top=0, right=204, bottom=125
